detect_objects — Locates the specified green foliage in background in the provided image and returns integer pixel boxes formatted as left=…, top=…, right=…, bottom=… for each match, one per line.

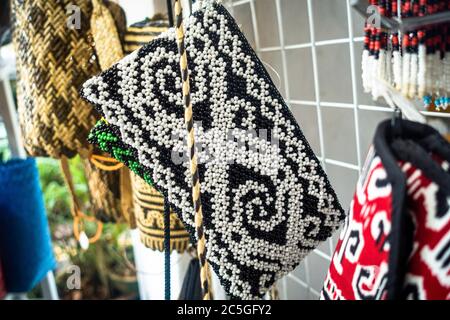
left=35, top=157, right=137, bottom=300
left=37, top=157, right=89, bottom=224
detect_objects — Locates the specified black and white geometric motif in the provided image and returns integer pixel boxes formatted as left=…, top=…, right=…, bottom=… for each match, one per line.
left=82, top=2, right=344, bottom=299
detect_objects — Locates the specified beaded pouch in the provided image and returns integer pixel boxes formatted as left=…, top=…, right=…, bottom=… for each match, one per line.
left=82, top=2, right=344, bottom=299
left=88, top=122, right=191, bottom=253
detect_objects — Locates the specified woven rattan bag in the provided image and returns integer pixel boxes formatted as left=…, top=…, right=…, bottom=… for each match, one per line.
left=132, top=173, right=190, bottom=253
left=12, top=0, right=127, bottom=159
left=83, top=0, right=135, bottom=227
left=12, top=0, right=134, bottom=237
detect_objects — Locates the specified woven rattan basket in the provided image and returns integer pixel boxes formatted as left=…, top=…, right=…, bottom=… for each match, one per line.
left=12, top=0, right=100, bottom=159
left=124, top=14, right=169, bottom=54
left=132, top=173, right=190, bottom=253
left=13, top=0, right=134, bottom=231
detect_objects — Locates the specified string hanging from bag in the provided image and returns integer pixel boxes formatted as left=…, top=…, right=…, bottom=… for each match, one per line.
left=60, top=157, right=103, bottom=248
left=164, top=197, right=171, bottom=300
left=174, top=0, right=213, bottom=300
left=162, top=0, right=175, bottom=301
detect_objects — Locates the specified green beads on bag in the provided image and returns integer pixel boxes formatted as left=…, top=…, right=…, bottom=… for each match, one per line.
left=88, top=121, right=154, bottom=187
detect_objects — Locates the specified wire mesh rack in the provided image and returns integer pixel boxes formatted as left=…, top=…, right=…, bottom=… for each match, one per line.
left=226, top=0, right=449, bottom=300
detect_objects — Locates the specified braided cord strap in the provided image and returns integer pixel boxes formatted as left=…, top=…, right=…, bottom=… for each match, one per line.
left=174, top=0, right=212, bottom=300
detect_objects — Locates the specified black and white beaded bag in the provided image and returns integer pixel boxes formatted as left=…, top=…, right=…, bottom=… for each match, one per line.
left=82, top=1, right=345, bottom=299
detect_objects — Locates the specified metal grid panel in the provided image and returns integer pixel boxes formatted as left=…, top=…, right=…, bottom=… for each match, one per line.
left=226, top=0, right=448, bottom=300
left=226, top=0, right=361, bottom=299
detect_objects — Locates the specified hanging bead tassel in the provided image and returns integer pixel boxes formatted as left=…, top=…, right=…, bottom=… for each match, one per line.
left=362, top=23, right=372, bottom=92
left=362, top=0, right=450, bottom=111
left=417, top=30, right=427, bottom=98
left=443, top=28, right=450, bottom=109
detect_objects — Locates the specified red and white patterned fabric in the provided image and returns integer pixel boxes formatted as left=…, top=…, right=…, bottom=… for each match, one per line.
left=322, top=120, right=450, bottom=300
left=322, top=152, right=391, bottom=300
left=401, top=155, right=450, bottom=299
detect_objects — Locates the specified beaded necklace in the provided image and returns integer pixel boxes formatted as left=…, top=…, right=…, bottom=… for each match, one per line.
left=361, top=0, right=450, bottom=111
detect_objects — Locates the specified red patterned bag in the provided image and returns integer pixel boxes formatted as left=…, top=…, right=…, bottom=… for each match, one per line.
left=0, top=260, right=6, bottom=298
left=322, top=120, right=450, bottom=300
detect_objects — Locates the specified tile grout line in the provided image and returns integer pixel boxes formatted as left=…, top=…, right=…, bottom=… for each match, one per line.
left=305, top=0, right=326, bottom=299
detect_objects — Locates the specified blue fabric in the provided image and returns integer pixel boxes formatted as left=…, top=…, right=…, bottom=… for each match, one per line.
left=0, top=158, right=56, bottom=293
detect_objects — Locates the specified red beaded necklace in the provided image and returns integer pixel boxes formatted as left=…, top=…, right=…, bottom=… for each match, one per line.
left=361, top=0, right=450, bottom=111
